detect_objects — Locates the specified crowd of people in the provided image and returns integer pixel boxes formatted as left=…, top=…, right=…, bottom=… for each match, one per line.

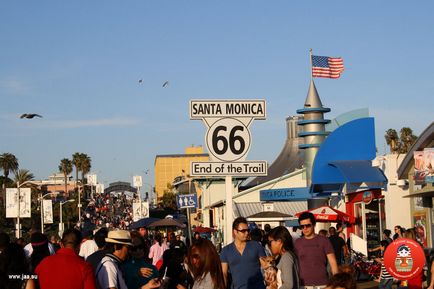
left=0, top=213, right=432, bottom=289
left=82, top=192, right=135, bottom=230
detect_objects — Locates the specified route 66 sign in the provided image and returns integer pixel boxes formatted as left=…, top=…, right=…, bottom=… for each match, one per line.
left=190, top=100, right=266, bottom=162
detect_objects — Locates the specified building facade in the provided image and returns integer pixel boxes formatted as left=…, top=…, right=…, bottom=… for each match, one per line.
left=154, top=146, right=209, bottom=201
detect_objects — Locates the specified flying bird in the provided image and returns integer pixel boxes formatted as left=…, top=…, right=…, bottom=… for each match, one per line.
left=20, top=113, right=42, bottom=119
left=138, top=79, right=143, bottom=84
left=162, top=81, right=169, bottom=88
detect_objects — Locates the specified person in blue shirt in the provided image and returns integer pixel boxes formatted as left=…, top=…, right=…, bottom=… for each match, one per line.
left=123, top=233, right=159, bottom=289
left=220, top=217, right=266, bottom=289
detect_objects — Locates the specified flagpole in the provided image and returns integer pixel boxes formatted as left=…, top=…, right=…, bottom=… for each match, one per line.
left=309, top=48, right=313, bottom=80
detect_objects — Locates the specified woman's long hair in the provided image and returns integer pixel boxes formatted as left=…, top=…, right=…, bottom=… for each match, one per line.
left=186, top=238, right=225, bottom=289
left=268, top=226, right=295, bottom=254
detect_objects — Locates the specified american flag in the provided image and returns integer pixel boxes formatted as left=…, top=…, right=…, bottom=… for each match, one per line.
left=312, top=55, right=344, bottom=79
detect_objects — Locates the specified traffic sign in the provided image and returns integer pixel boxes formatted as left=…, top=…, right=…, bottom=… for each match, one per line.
left=189, top=99, right=267, bottom=164
left=176, top=194, right=198, bottom=209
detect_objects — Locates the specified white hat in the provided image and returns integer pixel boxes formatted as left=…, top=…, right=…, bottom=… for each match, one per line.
left=105, top=230, right=133, bottom=246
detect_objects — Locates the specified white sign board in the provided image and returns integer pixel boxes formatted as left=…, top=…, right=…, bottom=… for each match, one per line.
left=133, top=175, right=142, bottom=187
left=87, top=174, right=97, bottom=186
left=6, top=188, right=31, bottom=218
left=190, top=100, right=266, bottom=119
left=96, top=184, right=105, bottom=194
left=191, top=161, right=267, bottom=176
left=43, top=199, right=54, bottom=224
left=190, top=99, right=266, bottom=163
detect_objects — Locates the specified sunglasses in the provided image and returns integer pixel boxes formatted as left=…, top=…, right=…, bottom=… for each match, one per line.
left=236, top=228, right=250, bottom=233
left=299, top=224, right=313, bottom=229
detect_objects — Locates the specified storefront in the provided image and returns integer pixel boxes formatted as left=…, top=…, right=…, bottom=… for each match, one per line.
left=345, top=189, right=386, bottom=251
left=397, top=122, right=434, bottom=248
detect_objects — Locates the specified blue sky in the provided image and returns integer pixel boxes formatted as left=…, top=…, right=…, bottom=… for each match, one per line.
left=1, top=1, right=433, bottom=186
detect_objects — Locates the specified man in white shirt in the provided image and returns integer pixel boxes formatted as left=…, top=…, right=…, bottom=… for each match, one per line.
left=95, top=230, right=132, bottom=289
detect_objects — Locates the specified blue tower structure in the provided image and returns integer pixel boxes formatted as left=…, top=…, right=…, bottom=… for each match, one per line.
left=296, top=79, right=331, bottom=186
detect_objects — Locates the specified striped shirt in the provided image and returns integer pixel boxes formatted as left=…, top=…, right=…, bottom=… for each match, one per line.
left=380, top=258, right=393, bottom=280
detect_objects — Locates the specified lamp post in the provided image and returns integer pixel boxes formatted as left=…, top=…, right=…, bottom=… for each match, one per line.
left=40, top=192, right=59, bottom=234
left=15, top=180, right=36, bottom=239
left=59, top=199, right=75, bottom=236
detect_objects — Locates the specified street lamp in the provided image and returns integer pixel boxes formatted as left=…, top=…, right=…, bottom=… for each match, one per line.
left=59, top=199, right=75, bottom=236
left=15, top=180, right=37, bottom=238
left=39, top=192, right=59, bottom=234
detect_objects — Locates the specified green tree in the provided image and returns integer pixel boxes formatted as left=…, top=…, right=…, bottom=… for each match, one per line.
left=79, top=154, right=91, bottom=183
left=0, top=153, right=19, bottom=205
left=385, top=129, right=399, bottom=153
left=13, top=169, right=35, bottom=186
left=72, top=152, right=82, bottom=187
left=399, top=127, right=418, bottom=154
left=384, top=127, right=417, bottom=154
left=59, top=158, right=73, bottom=196
left=162, top=182, right=176, bottom=209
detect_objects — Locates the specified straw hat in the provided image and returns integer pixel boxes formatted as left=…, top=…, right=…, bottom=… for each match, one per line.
left=105, top=230, right=133, bottom=246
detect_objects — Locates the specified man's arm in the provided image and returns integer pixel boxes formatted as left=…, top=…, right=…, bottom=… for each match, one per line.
left=326, top=253, right=339, bottom=275
left=221, top=262, right=229, bottom=287
left=428, top=260, right=434, bottom=289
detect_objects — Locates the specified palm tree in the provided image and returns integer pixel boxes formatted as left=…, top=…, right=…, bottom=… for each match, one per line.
left=59, top=158, right=73, bottom=196
left=72, top=152, right=82, bottom=191
left=385, top=129, right=399, bottom=154
left=13, top=169, right=35, bottom=186
left=80, top=154, right=91, bottom=183
left=0, top=153, right=19, bottom=204
left=399, top=127, right=417, bottom=154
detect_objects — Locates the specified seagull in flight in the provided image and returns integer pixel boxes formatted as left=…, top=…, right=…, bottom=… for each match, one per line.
left=20, top=113, right=43, bottom=119
left=162, top=81, right=169, bottom=88
left=138, top=79, right=143, bottom=84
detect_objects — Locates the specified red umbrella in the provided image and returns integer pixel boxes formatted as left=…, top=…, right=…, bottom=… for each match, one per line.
left=193, top=226, right=216, bottom=233
left=295, top=205, right=355, bottom=223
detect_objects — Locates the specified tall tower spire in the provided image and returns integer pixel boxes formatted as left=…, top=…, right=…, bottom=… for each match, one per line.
left=296, top=79, right=331, bottom=186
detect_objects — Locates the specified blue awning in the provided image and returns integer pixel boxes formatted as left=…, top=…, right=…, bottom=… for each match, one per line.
left=313, top=160, right=387, bottom=193
left=329, top=160, right=387, bottom=184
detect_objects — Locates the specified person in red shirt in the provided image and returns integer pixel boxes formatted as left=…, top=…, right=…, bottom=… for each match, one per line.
left=35, top=228, right=96, bottom=289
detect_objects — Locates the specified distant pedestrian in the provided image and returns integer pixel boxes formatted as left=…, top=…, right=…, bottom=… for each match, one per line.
left=295, top=212, right=338, bottom=287
left=328, top=227, right=348, bottom=265
left=148, top=234, right=166, bottom=267
left=220, top=217, right=266, bottom=289
left=29, top=232, right=51, bottom=273
left=79, top=230, right=98, bottom=260
left=35, top=228, right=96, bottom=289
left=86, top=227, right=109, bottom=272
left=374, top=240, right=393, bottom=289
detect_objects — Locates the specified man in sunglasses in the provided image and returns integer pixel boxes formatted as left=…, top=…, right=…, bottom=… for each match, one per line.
left=221, top=217, right=266, bottom=289
left=294, top=212, right=338, bottom=289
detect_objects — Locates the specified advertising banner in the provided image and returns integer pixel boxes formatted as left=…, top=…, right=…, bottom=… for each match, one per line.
left=6, top=188, right=31, bottom=218
left=414, top=148, right=434, bottom=184
left=133, top=201, right=150, bottom=221
left=43, top=199, right=54, bottom=224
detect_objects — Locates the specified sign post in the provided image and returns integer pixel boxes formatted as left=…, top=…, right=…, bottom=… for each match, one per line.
left=189, top=99, right=267, bottom=245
